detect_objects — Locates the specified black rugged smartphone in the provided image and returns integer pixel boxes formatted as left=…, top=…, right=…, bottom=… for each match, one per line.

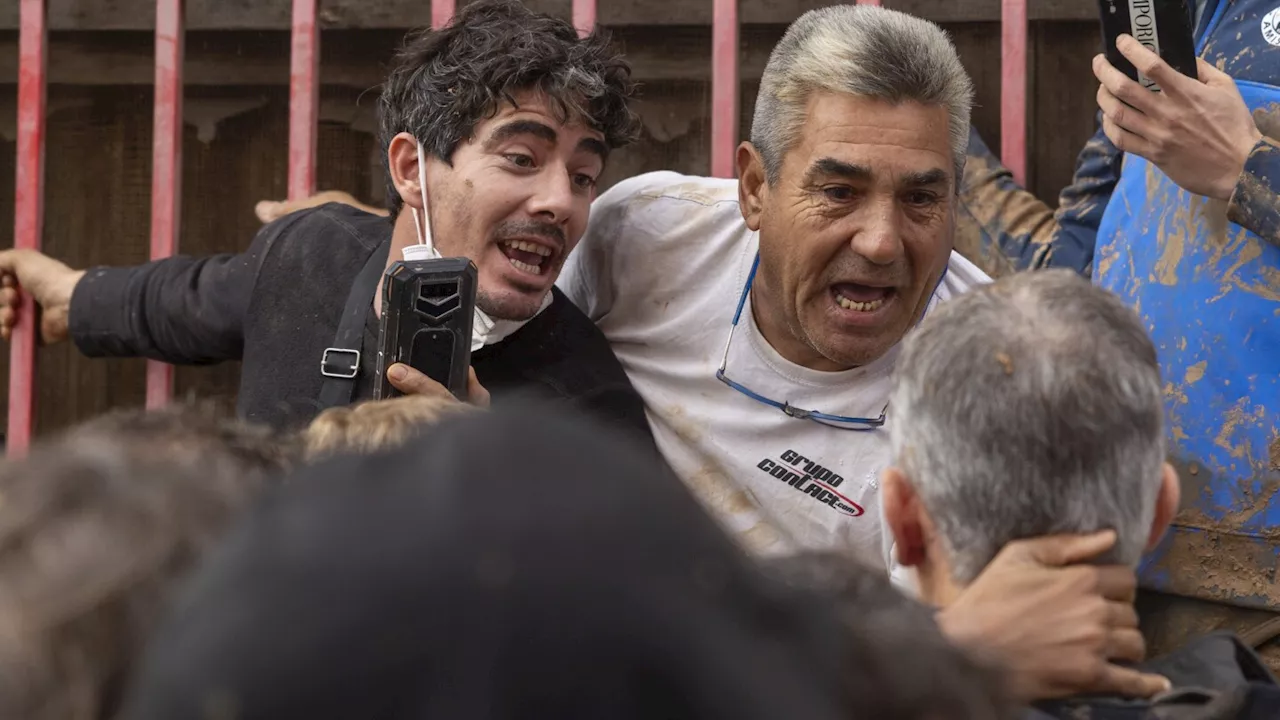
left=1099, top=0, right=1199, bottom=90
left=373, top=257, right=477, bottom=401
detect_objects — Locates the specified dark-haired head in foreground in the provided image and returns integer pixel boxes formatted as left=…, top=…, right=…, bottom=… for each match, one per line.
left=763, top=550, right=1014, bottom=719
left=123, top=402, right=1012, bottom=719
left=0, top=402, right=291, bottom=720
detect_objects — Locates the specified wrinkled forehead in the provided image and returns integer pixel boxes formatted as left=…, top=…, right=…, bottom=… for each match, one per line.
left=786, top=92, right=954, bottom=185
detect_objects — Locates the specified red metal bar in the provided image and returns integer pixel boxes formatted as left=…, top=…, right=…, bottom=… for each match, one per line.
left=1001, top=0, right=1028, bottom=185
left=710, top=0, right=738, bottom=178
left=288, top=0, right=319, bottom=200
left=432, top=0, right=455, bottom=29
left=9, top=0, right=47, bottom=456
left=146, top=0, right=184, bottom=409
left=573, top=0, right=597, bottom=37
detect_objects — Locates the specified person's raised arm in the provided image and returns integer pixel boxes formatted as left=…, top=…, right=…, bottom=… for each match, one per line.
left=1050, top=122, right=1126, bottom=273
left=0, top=214, right=297, bottom=365
left=957, top=124, right=1121, bottom=277
left=1094, top=35, right=1280, bottom=246
left=255, top=190, right=389, bottom=224
left=1223, top=136, right=1280, bottom=246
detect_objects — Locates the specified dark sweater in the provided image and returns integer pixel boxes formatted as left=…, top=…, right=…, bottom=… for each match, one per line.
left=68, top=203, right=655, bottom=445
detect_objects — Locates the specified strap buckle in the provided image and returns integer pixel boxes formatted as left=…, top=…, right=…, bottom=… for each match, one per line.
left=320, top=348, right=360, bottom=379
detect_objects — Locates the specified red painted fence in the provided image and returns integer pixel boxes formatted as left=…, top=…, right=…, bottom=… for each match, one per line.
left=9, top=0, right=46, bottom=456
left=574, top=0, right=597, bottom=36
left=145, top=0, right=184, bottom=409
left=5, top=0, right=1029, bottom=453
left=710, top=0, right=739, bottom=178
left=289, top=0, right=319, bottom=201
left=433, top=0, right=456, bottom=30
left=1001, top=0, right=1028, bottom=185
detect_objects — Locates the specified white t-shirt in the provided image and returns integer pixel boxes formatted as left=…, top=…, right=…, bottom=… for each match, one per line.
left=558, top=171, right=990, bottom=572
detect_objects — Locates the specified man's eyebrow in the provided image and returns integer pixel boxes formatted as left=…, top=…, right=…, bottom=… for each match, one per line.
left=482, top=119, right=559, bottom=150
left=577, top=137, right=608, bottom=161
left=806, top=157, right=872, bottom=183
left=483, top=119, right=608, bottom=161
left=901, top=168, right=950, bottom=187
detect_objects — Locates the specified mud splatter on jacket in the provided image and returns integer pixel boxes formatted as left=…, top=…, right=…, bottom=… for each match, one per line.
left=956, top=0, right=1280, bottom=612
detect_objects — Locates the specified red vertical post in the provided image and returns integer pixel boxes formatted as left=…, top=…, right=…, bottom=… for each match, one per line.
left=289, top=0, right=319, bottom=200
left=432, top=0, right=455, bottom=29
left=146, top=0, right=184, bottom=409
left=573, top=0, right=597, bottom=37
left=1001, top=0, right=1028, bottom=185
left=710, top=0, right=738, bottom=178
left=9, top=0, right=47, bottom=456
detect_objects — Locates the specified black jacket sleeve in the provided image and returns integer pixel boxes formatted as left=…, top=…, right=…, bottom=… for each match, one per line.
left=68, top=212, right=300, bottom=365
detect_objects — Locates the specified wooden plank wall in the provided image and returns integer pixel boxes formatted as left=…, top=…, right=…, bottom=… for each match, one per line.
left=0, top=13, right=1106, bottom=437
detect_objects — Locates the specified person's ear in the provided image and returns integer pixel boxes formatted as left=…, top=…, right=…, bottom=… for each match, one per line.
left=1146, top=462, right=1182, bottom=551
left=737, top=142, right=767, bottom=231
left=387, top=132, right=425, bottom=210
left=882, top=467, right=928, bottom=567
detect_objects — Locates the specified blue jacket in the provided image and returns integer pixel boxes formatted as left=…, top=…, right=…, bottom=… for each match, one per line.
left=957, top=0, right=1280, bottom=612
left=960, top=1, right=1280, bottom=273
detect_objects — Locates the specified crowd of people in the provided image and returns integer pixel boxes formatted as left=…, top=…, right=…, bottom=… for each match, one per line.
left=0, top=0, right=1276, bottom=718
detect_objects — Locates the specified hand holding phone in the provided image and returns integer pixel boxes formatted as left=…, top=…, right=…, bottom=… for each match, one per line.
left=1093, top=25, right=1262, bottom=201
left=385, top=362, right=491, bottom=406
left=373, top=258, right=478, bottom=401
left=1098, top=0, right=1198, bottom=91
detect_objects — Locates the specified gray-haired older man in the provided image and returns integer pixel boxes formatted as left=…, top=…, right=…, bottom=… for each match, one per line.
left=561, top=4, right=982, bottom=569
left=558, top=4, right=1165, bottom=701
left=884, top=269, right=1180, bottom=601
left=883, top=269, right=1280, bottom=714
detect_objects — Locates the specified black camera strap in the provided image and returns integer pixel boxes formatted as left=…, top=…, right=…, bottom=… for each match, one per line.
left=317, top=241, right=391, bottom=409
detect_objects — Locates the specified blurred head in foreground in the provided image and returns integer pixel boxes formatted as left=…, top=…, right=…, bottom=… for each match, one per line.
left=303, top=393, right=478, bottom=462
left=0, top=402, right=291, bottom=720
left=123, top=401, right=1012, bottom=719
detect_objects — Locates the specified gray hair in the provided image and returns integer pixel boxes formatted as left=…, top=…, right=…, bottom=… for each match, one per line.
left=889, top=270, right=1166, bottom=584
left=750, top=5, right=974, bottom=187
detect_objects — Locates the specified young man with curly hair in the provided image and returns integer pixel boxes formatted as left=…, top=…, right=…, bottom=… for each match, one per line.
left=0, top=0, right=652, bottom=444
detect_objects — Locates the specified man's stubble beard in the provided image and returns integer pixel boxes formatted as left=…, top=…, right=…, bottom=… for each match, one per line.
left=476, top=289, right=547, bottom=321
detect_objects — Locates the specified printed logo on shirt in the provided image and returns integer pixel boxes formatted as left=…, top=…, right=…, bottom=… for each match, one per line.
left=1263, top=8, right=1280, bottom=47
left=755, top=449, right=865, bottom=517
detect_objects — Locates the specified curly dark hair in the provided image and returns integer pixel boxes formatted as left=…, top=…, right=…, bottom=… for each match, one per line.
left=376, top=0, right=642, bottom=219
